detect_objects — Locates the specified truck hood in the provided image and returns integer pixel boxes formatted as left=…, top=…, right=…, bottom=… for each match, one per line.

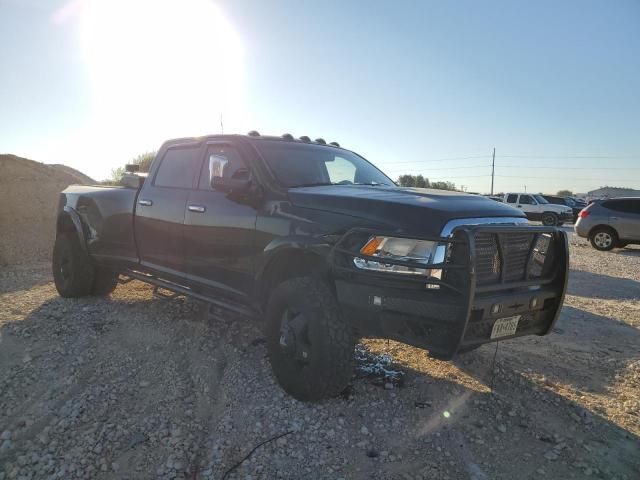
left=287, top=185, right=526, bottom=236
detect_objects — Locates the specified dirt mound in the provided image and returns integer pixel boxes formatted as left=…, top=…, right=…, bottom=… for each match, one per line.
left=49, top=164, right=95, bottom=185
left=0, top=154, right=94, bottom=265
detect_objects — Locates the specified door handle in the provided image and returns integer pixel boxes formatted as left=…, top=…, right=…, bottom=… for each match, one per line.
left=517, top=205, right=522, bottom=208
left=138, top=199, right=153, bottom=206
left=188, top=205, right=206, bottom=213
left=610, top=216, right=619, bottom=220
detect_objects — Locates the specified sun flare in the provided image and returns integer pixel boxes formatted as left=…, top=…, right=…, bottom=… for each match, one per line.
left=80, top=0, right=244, bottom=142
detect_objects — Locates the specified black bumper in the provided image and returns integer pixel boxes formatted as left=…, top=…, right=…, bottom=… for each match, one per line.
left=331, top=225, right=569, bottom=359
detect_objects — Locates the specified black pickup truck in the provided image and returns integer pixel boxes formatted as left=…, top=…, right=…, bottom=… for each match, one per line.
left=53, top=132, right=568, bottom=400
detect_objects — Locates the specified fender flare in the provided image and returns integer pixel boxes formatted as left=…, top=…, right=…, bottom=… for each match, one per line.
left=57, top=207, right=88, bottom=252
left=254, top=237, right=333, bottom=298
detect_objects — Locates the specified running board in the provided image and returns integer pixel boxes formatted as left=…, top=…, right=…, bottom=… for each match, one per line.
left=122, top=269, right=257, bottom=318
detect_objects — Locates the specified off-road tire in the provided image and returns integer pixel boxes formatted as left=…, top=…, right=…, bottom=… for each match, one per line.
left=91, top=267, right=119, bottom=296
left=266, top=277, right=354, bottom=401
left=541, top=212, right=559, bottom=226
left=52, top=233, right=94, bottom=298
left=589, top=227, right=617, bottom=251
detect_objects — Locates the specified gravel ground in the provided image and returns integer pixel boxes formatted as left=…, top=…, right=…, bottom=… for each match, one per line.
left=1, top=233, right=639, bottom=480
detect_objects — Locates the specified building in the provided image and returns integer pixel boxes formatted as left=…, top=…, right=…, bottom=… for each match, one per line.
left=585, top=186, right=640, bottom=201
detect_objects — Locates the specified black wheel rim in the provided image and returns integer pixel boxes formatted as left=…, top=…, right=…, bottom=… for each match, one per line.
left=59, top=251, right=72, bottom=285
left=279, top=308, right=312, bottom=366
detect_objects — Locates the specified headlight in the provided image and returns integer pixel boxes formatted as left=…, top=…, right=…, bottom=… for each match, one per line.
left=353, top=236, right=442, bottom=276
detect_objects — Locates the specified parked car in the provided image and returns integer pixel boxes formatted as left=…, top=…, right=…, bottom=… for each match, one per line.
left=502, top=193, right=573, bottom=226
left=575, top=197, right=640, bottom=251
left=52, top=132, right=569, bottom=401
left=569, top=197, right=587, bottom=208
left=541, top=195, right=582, bottom=222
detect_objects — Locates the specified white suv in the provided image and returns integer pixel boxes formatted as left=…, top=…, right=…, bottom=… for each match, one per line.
left=503, top=193, right=573, bottom=226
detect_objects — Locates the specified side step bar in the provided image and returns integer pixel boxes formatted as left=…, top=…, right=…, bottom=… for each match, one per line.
left=121, top=269, right=257, bottom=318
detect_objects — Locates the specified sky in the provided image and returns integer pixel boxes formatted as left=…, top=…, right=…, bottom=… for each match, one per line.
left=1, top=0, right=639, bottom=194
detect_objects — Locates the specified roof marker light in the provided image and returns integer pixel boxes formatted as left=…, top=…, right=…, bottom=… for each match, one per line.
left=282, top=133, right=294, bottom=140
left=247, top=130, right=260, bottom=137
left=315, top=138, right=326, bottom=144
left=299, top=135, right=311, bottom=142
left=329, top=141, right=340, bottom=147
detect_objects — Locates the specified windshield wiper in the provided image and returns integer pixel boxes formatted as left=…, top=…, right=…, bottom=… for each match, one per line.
left=289, top=182, right=336, bottom=188
left=354, top=182, right=389, bottom=186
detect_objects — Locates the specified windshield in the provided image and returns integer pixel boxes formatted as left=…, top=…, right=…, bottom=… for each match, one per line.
left=534, top=194, right=548, bottom=204
left=254, top=141, right=394, bottom=188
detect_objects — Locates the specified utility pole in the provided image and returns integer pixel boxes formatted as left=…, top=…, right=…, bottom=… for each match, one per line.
left=490, top=147, right=495, bottom=195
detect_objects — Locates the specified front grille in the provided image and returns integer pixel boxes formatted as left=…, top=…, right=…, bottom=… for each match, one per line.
left=472, top=232, right=554, bottom=286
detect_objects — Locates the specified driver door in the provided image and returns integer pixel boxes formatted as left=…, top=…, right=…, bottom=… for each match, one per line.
left=183, top=143, right=258, bottom=297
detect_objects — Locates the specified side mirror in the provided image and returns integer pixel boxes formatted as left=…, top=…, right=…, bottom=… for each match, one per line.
left=212, top=176, right=251, bottom=192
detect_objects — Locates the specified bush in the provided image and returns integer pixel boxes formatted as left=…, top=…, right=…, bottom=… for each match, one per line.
left=110, top=151, right=156, bottom=184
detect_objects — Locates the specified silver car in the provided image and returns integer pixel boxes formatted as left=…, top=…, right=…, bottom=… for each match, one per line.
left=575, top=197, right=640, bottom=251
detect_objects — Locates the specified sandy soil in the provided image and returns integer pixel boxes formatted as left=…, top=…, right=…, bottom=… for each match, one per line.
left=0, top=155, right=93, bottom=266
left=0, top=238, right=638, bottom=480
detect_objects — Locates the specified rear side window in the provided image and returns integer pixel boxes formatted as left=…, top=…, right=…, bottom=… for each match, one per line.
left=519, top=195, right=534, bottom=205
left=154, top=146, right=202, bottom=188
left=506, top=194, right=518, bottom=203
left=603, top=199, right=627, bottom=213
left=603, top=199, right=640, bottom=214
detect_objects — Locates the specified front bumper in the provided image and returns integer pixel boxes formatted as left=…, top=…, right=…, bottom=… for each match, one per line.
left=331, top=225, right=568, bottom=359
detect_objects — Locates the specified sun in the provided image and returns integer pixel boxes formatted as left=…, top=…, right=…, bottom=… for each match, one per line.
left=79, top=0, right=245, bottom=142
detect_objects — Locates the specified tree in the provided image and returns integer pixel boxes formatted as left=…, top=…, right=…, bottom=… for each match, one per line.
left=429, top=181, right=457, bottom=191
left=397, top=174, right=417, bottom=187
left=110, top=151, right=157, bottom=183
left=397, top=174, right=431, bottom=188
left=415, top=174, right=428, bottom=188
left=557, top=189, right=573, bottom=197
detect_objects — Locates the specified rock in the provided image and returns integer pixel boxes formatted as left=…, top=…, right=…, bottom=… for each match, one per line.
left=544, top=451, right=559, bottom=461
left=360, top=426, right=369, bottom=435
left=0, top=431, right=11, bottom=440
left=497, top=424, right=507, bottom=433
left=384, top=383, right=394, bottom=390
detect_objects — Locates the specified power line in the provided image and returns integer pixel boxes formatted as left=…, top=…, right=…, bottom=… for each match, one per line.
left=495, top=165, right=640, bottom=170
left=384, top=164, right=492, bottom=172
left=500, top=154, right=640, bottom=159
left=389, top=155, right=491, bottom=165
left=495, top=175, right=639, bottom=182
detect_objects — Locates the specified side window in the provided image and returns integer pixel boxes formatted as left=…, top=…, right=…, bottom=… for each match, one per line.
left=154, top=146, right=202, bottom=188
left=506, top=194, right=518, bottom=203
left=325, top=156, right=356, bottom=184
left=519, top=195, right=534, bottom=205
left=630, top=200, right=640, bottom=214
left=604, top=200, right=629, bottom=213
left=198, top=144, right=249, bottom=190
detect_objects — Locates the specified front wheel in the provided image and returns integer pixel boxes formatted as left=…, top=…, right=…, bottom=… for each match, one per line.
left=590, top=227, right=617, bottom=251
left=52, top=233, right=94, bottom=297
left=91, top=267, right=119, bottom=296
left=541, top=213, right=559, bottom=226
left=266, top=277, right=354, bottom=401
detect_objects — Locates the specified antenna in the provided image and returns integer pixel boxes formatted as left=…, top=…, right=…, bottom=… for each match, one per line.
left=220, top=113, right=224, bottom=134
left=490, top=147, right=495, bottom=195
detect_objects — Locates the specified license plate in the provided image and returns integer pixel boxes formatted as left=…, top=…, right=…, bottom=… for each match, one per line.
left=490, top=315, right=521, bottom=339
